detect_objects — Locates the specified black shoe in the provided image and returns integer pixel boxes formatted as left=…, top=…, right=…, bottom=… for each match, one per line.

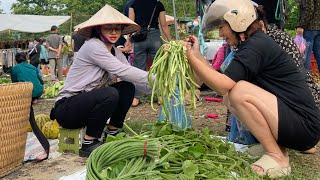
left=79, top=139, right=102, bottom=157
left=103, top=128, right=121, bottom=143
left=106, top=128, right=120, bottom=136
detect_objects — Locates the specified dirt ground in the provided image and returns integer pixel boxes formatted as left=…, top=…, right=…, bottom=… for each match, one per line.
left=3, top=90, right=320, bottom=180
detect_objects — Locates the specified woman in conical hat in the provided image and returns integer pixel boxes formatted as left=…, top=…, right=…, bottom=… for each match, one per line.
left=50, top=4, right=151, bottom=157
left=185, top=0, right=320, bottom=178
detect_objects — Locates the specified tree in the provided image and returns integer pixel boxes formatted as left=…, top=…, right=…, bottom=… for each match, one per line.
left=9, top=0, right=197, bottom=36
left=12, top=0, right=66, bottom=15
left=162, top=0, right=196, bottom=18
left=285, top=0, right=299, bottom=30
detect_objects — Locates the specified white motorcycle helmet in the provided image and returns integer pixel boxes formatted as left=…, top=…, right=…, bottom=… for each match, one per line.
left=202, top=0, right=257, bottom=32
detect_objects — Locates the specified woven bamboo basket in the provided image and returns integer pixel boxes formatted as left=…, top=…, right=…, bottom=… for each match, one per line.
left=0, top=82, right=33, bottom=177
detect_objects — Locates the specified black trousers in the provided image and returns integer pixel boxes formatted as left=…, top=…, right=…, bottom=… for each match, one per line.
left=52, top=81, right=135, bottom=138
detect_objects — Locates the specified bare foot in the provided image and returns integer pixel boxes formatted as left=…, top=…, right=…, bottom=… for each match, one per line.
left=303, top=147, right=317, bottom=154
left=84, top=135, right=96, bottom=140
left=107, top=124, right=118, bottom=131
left=32, top=99, right=39, bottom=104
left=131, top=97, right=140, bottom=107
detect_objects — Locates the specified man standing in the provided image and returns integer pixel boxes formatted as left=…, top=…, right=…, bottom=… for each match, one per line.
left=72, top=32, right=87, bottom=57
left=298, top=0, right=320, bottom=71
left=252, top=0, right=284, bottom=28
left=124, top=0, right=135, bottom=17
left=46, top=25, right=63, bottom=81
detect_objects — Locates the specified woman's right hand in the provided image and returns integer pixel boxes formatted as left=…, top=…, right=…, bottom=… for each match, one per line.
left=184, top=35, right=201, bottom=60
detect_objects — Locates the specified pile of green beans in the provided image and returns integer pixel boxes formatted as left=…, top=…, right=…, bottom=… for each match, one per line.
left=86, top=138, right=160, bottom=180
left=148, top=40, right=199, bottom=120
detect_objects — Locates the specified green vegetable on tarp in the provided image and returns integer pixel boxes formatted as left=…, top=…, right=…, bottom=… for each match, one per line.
left=86, top=123, right=261, bottom=179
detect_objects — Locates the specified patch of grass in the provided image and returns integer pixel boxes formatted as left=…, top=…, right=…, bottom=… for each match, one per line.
left=289, top=150, right=320, bottom=179
left=124, top=120, right=154, bottom=135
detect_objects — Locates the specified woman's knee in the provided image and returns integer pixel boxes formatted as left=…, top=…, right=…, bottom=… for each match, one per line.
left=228, top=80, right=251, bottom=106
left=117, top=81, right=135, bottom=96
left=100, top=87, right=119, bottom=104
left=122, top=81, right=135, bottom=91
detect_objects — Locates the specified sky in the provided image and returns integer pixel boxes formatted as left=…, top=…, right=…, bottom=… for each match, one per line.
left=0, top=0, right=17, bottom=14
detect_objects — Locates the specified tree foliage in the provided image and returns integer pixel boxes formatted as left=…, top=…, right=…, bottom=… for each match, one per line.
left=285, top=0, right=299, bottom=30
left=11, top=0, right=196, bottom=25
left=12, top=0, right=65, bottom=15
left=4, top=0, right=301, bottom=41
left=10, top=0, right=196, bottom=36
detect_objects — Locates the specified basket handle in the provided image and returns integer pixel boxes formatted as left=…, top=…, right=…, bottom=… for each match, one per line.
left=25, top=106, right=50, bottom=162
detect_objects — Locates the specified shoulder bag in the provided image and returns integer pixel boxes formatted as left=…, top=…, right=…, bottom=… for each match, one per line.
left=131, top=3, right=158, bottom=42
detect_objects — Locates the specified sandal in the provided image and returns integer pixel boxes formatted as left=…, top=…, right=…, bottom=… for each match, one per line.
left=252, top=154, right=291, bottom=178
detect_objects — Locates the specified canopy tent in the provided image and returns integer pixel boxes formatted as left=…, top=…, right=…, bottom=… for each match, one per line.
left=0, top=14, right=71, bottom=33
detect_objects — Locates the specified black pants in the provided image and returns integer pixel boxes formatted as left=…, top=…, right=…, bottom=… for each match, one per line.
left=52, top=81, right=135, bottom=138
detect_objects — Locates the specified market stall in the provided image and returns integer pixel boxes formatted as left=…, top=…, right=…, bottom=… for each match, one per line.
left=0, top=14, right=70, bottom=69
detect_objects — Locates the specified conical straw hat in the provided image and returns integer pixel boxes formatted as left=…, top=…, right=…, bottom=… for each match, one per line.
left=76, top=4, right=140, bottom=37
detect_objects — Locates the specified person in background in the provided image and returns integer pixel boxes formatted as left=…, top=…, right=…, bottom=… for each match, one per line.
left=72, top=32, right=87, bottom=58
left=124, top=0, right=135, bottom=17
left=211, top=42, right=228, bottom=71
left=129, top=0, right=171, bottom=106
left=46, top=25, right=63, bottom=81
left=28, top=38, right=41, bottom=69
left=115, top=37, right=132, bottom=61
left=61, top=35, right=73, bottom=68
left=40, top=39, right=49, bottom=75
left=298, top=0, right=320, bottom=71
left=294, top=26, right=307, bottom=56
left=11, top=52, right=44, bottom=103
left=252, top=0, right=285, bottom=29
left=116, top=0, right=134, bottom=61
left=257, top=5, right=320, bottom=110
left=186, top=0, right=320, bottom=177
left=28, top=40, right=34, bottom=50
left=50, top=4, right=151, bottom=157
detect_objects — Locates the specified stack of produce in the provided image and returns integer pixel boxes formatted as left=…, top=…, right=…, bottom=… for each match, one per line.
left=86, top=123, right=259, bottom=179
left=41, top=120, right=60, bottom=139
left=42, top=81, right=64, bottom=98
left=26, top=114, right=60, bottom=139
left=0, top=77, right=11, bottom=84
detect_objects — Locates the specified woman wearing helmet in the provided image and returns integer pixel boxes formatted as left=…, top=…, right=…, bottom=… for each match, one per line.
left=185, top=0, right=320, bottom=177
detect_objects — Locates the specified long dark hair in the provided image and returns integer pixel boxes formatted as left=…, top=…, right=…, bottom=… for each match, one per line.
left=91, top=26, right=101, bottom=39
left=15, top=52, right=27, bottom=63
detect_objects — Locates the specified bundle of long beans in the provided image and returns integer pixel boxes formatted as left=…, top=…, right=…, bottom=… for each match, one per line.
left=148, top=40, right=199, bottom=123
left=86, top=138, right=160, bottom=180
